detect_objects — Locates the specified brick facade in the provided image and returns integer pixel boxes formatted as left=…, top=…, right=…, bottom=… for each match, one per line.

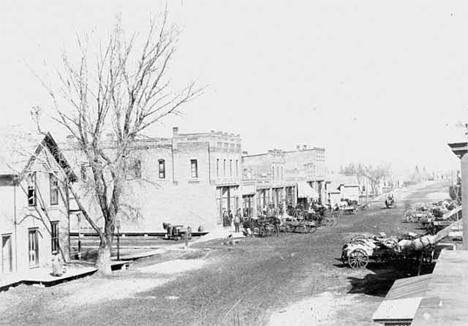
left=65, top=128, right=242, bottom=233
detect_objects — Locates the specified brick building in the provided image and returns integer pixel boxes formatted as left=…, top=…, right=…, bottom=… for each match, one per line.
left=64, top=127, right=242, bottom=233
left=283, top=145, right=327, bottom=205
left=0, top=129, right=74, bottom=277
left=242, top=149, right=296, bottom=217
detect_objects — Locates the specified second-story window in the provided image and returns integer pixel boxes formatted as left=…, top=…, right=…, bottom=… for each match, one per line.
left=271, top=166, right=275, bottom=181
left=50, top=173, right=59, bottom=205
left=236, top=160, right=238, bottom=177
left=80, top=164, right=88, bottom=181
left=158, top=159, right=166, bottom=179
left=125, top=159, right=142, bottom=180
left=230, top=160, right=232, bottom=177
left=27, top=172, right=37, bottom=207
left=216, top=159, right=220, bottom=177
left=134, top=159, right=142, bottom=179
left=191, top=159, right=198, bottom=178
left=281, top=166, right=284, bottom=180
left=223, top=159, right=226, bottom=177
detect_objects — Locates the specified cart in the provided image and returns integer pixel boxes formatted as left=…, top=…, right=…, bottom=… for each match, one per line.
left=341, top=232, right=436, bottom=269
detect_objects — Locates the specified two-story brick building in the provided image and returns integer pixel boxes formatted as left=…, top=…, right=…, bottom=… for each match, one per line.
left=0, top=129, right=75, bottom=277
left=242, top=149, right=297, bottom=217
left=283, top=145, right=327, bottom=205
left=64, top=127, right=243, bottom=233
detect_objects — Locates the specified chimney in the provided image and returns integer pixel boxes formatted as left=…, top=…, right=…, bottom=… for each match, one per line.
left=296, top=145, right=301, bottom=151
left=303, top=145, right=307, bottom=150
left=172, top=127, right=179, bottom=136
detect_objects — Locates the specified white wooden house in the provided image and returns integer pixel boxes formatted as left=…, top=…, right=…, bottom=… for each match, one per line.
left=0, top=128, right=76, bottom=276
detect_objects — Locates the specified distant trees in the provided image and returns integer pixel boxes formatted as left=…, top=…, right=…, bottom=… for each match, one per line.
left=341, top=163, right=391, bottom=195
left=35, top=12, right=203, bottom=274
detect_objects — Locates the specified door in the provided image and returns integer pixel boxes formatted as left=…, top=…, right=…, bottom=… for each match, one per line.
left=2, top=235, right=12, bottom=273
left=28, top=229, right=39, bottom=268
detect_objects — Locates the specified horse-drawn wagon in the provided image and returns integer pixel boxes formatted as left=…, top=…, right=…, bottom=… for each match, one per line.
left=341, top=232, right=436, bottom=269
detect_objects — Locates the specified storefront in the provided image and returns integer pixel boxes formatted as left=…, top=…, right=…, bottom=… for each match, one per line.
left=216, top=186, right=239, bottom=227
left=242, top=185, right=256, bottom=218
left=256, top=188, right=270, bottom=213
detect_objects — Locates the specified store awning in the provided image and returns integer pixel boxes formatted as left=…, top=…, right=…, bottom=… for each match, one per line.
left=241, top=185, right=256, bottom=196
left=297, top=181, right=319, bottom=199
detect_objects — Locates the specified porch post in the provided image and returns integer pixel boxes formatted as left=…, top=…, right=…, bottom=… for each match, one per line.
left=448, top=141, right=468, bottom=250
left=461, top=153, right=468, bottom=250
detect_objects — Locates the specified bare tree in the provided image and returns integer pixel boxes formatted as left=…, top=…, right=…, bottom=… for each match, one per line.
left=35, top=12, right=203, bottom=274
left=341, top=163, right=391, bottom=196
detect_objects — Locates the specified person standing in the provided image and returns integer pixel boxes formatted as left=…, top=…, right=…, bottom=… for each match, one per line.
left=51, top=251, right=64, bottom=277
left=223, top=210, right=229, bottom=227
left=228, top=210, right=234, bottom=228
left=234, top=208, right=241, bottom=233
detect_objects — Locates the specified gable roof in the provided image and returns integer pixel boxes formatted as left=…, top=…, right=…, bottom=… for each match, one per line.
left=0, top=126, right=76, bottom=182
left=326, top=173, right=360, bottom=190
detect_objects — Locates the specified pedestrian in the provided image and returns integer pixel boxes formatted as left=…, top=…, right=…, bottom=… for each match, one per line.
left=228, top=210, right=234, bottom=227
left=222, top=210, right=228, bottom=227
left=234, top=208, right=241, bottom=233
left=51, top=251, right=63, bottom=277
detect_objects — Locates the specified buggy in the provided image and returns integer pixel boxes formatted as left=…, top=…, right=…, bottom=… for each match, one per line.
left=162, top=222, right=192, bottom=241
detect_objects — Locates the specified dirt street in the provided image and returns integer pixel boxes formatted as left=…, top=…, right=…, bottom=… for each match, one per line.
left=0, top=181, right=451, bottom=326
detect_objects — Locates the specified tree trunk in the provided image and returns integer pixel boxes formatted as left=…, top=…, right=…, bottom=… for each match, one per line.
left=95, top=236, right=112, bottom=275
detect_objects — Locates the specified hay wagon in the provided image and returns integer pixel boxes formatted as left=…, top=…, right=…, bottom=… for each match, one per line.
left=341, top=232, right=436, bottom=269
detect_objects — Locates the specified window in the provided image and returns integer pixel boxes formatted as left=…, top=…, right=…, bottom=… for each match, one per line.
left=28, top=229, right=39, bottom=267
left=50, top=173, right=59, bottom=205
left=190, top=159, right=198, bottom=178
left=229, top=160, right=232, bottom=177
left=272, top=166, right=275, bottom=181
left=216, top=159, right=220, bottom=177
left=27, top=172, right=36, bottom=206
left=236, top=160, right=239, bottom=177
left=51, top=222, right=59, bottom=253
left=158, top=159, right=166, bottom=179
left=134, top=159, right=142, bottom=179
left=223, top=159, right=226, bottom=177
left=126, top=159, right=142, bottom=179
left=281, top=167, right=284, bottom=180
left=80, top=164, right=88, bottom=181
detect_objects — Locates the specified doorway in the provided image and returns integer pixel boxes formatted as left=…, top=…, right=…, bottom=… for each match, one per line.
left=28, top=229, right=39, bottom=268
left=2, top=235, right=12, bottom=273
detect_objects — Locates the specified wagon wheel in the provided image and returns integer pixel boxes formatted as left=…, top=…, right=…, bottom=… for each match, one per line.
left=295, top=225, right=306, bottom=233
left=348, top=249, right=369, bottom=269
left=324, top=217, right=336, bottom=227
left=259, top=226, right=267, bottom=237
left=308, top=225, right=318, bottom=234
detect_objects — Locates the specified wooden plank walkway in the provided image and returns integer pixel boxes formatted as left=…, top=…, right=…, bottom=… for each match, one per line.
left=412, top=250, right=468, bottom=326
left=0, top=261, right=130, bottom=291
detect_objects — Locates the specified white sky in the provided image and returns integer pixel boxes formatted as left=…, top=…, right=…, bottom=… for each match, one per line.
left=1, top=0, right=467, bottom=172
